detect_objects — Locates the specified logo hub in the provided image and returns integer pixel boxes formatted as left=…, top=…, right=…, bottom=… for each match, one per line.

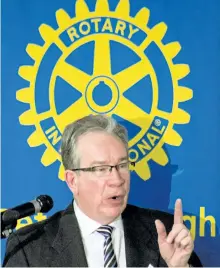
left=85, top=76, right=119, bottom=113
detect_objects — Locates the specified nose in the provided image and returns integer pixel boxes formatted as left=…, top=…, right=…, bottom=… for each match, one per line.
left=107, top=167, right=125, bottom=187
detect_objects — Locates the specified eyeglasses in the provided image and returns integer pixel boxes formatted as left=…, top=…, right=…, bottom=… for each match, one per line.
left=71, top=161, right=135, bottom=177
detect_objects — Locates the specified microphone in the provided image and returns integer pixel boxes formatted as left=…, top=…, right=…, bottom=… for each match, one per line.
left=1, top=195, right=53, bottom=237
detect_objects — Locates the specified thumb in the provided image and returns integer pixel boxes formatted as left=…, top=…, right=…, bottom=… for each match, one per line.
left=155, top=219, right=167, bottom=244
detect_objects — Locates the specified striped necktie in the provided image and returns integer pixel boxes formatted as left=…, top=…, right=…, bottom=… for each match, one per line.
left=97, top=225, right=118, bottom=267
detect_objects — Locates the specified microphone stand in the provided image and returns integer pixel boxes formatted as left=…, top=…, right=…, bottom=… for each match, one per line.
left=1, top=220, right=17, bottom=239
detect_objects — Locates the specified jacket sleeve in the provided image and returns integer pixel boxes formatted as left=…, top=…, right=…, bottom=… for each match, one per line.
left=189, top=250, right=203, bottom=267
left=3, top=233, right=29, bottom=267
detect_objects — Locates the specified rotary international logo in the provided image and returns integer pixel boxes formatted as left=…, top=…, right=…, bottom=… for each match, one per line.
left=16, top=0, right=192, bottom=180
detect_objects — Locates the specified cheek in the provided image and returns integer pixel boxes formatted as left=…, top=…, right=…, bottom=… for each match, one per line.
left=127, top=178, right=130, bottom=188
left=124, top=175, right=130, bottom=187
left=79, top=179, right=105, bottom=199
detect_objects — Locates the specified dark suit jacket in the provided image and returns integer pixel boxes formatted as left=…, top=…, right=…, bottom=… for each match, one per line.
left=3, top=203, right=202, bottom=267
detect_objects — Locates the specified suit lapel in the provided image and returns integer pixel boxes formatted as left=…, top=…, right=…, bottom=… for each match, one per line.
left=48, top=203, right=88, bottom=267
left=44, top=203, right=161, bottom=267
left=122, top=205, right=161, bottom=267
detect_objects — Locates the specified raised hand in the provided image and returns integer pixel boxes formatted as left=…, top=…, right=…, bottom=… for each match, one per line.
left=155, top=199, right=194, bottom=267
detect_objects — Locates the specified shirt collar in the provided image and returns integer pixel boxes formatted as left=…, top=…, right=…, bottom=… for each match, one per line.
left=73, top=200, right=124, bottom=238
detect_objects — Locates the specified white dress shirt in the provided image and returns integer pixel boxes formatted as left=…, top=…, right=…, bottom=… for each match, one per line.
left=74, top=201, right=127, bottom=267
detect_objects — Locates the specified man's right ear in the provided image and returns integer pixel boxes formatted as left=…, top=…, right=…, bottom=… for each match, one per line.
left=65, top=170, right=79, bottom=195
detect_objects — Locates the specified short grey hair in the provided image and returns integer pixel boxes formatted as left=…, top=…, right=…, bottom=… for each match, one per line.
left=61, top=114, right=128, bottom=170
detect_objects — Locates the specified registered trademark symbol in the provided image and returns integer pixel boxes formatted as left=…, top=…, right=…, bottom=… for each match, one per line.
left=154, top=119, right=161, bottom=127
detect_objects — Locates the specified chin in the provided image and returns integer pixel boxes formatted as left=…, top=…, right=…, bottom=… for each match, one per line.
left=106, top=205, right=125, bottom=219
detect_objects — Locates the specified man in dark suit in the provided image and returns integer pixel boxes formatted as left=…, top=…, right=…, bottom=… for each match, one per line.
left=3, top=115, right=202, bottom=267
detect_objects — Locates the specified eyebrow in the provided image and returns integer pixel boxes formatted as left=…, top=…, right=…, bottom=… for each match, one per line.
left=119, top=156, right=128, bottom=162
left=90, top=157, right=128, bottom=166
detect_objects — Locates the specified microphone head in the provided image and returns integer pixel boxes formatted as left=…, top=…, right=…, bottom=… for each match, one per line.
left=36, top=195, right=53, bottom=213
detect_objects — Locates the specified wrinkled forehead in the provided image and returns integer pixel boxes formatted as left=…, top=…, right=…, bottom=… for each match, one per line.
left=77, top=131, right=128, bottom=165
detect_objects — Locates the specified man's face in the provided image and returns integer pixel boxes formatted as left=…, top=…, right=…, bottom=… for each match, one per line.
left=67, top=131, right=130, bottom=224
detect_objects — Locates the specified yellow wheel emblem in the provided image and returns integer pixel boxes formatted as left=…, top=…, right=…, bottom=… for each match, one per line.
left=16, top=0, right=193, bottom=181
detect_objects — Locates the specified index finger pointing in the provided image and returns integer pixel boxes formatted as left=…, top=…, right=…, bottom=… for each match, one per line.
left=174, top=198, right=183, bottom=224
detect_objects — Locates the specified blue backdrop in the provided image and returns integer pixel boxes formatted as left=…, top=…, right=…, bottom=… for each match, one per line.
left=1, top=0, right=220, bottom=265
